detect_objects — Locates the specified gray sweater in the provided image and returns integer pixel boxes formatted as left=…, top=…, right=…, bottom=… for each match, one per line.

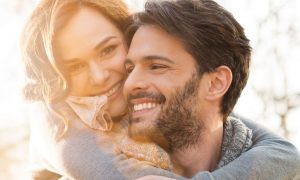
left=28, top=102, right=300, bottom=180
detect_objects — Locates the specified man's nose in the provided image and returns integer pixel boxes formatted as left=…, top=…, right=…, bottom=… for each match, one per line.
left=124, top=67, right=149, bottom=95
left=89, top=61, right=109, bottom=85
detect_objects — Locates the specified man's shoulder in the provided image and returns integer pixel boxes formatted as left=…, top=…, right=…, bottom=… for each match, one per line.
left=236, top=115, right=300, bottom=179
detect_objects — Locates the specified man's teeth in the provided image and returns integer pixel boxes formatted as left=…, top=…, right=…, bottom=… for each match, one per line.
left=106, top=84, right=120, bottom=97
left=133, top=103, right=158, bottom=111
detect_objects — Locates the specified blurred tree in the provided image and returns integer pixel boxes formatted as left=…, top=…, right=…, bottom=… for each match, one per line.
left=249, top=0, right=300, bottom=138
left=219, top=0, right=300, bottom=140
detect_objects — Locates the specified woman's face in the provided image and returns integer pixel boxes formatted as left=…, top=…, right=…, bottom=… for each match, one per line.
left=54, top=7, right=127, bottom=117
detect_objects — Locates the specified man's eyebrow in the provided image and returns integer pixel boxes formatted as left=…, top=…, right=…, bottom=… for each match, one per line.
left=124, top=58, right=133, bottom=66
left=124, top=55, right=175, bottom=65
left=61, top=36, right=117, bottom=63
left=143, top=55, right=175, bottom=64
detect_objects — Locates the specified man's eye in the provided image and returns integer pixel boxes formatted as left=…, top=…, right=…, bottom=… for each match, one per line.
left=68, top=63, right=86, bottom=73
left=100, top=45, right=117, bottom=57
left=125, top=66, right=134, bottom=74
left=150, top=64, right=168, bottom=70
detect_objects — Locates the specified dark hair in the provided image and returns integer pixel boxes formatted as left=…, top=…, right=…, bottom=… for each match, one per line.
left=126, top=0, right=251, bottom=119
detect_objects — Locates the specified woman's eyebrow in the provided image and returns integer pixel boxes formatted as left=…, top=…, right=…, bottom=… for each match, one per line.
left=93, top=36, right=117, bottom=50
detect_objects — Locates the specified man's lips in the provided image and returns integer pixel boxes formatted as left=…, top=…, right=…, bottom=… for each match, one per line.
left=128, top=97, right=161, bottom=114
left=129, top=100, right=161, bottom=120
left=127, top=92, right=166, bottom=114
left=133, top=102, right=159, bottom=112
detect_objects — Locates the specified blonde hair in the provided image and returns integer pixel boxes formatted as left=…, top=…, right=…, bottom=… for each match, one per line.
left=21, top=0, right=130, bottom=137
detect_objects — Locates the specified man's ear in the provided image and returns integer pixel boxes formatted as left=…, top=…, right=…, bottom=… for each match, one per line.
left=205, top=65, right=232, bottom=100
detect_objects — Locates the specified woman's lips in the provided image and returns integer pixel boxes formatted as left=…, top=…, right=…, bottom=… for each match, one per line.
left=106, top=82, right=122, bottom=97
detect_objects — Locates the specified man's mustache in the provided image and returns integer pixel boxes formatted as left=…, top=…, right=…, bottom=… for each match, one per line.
left=127, top=92, right=166, bottom=104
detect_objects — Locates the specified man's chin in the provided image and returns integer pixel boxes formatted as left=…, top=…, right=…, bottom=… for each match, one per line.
left=128, top=121, right=151, bottom=142
left=128, top=121, right=170, bottom=151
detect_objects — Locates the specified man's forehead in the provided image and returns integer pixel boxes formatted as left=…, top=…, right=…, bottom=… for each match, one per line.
left=128, top=26, right=168, bottom=53
left=127, top=25, right=189, bottom=63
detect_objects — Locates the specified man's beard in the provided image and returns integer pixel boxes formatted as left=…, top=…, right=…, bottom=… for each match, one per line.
left=128, top=72, right=204, bottom=153
left=157, top=73, right=204, bottom=152
left=127, top=92, right=168, bottom=147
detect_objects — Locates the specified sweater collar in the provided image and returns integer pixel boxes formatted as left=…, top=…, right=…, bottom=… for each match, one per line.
left=217, top=116, right=253, bottom=168
left=65, top=95, right=113, bottom=131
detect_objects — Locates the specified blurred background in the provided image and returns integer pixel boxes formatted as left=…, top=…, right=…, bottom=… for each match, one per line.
left=0, top=0, right=299, bottom=179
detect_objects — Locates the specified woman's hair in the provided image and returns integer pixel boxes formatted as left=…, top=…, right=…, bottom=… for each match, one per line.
left=21, top=0, right=129, bottom=103
left=21, top=0, right=129, bottom=136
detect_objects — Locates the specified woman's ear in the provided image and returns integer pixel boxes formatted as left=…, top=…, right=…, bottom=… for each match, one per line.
left=205, top=65, right=232, bottom=100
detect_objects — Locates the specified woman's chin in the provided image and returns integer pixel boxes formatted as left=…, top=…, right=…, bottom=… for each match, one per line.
left=109, top=106, right=128, bottom=122
left=108, top=97, right=128, bottom=116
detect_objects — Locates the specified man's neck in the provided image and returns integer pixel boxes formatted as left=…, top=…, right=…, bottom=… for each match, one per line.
left=171, top=119, right=224, bottom=178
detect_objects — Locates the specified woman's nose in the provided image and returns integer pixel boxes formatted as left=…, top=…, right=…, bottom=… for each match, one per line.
left=88, top=61, right=109, bottom=85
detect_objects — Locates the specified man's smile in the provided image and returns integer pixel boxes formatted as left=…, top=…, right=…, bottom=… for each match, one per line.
left=133, top=102, right=159, bottom=112
left=129, top=98, right=160, bottom=118
left=128, top=92, right=166, bottom=120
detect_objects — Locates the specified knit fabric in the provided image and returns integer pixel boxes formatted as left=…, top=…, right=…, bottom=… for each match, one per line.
left=217, top=116, right=253, bottom=168
left=63, top=98, right=174, bottom=171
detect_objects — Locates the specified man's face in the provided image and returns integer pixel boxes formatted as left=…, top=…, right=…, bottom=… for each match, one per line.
left=124, top=26, right=208, bottom=150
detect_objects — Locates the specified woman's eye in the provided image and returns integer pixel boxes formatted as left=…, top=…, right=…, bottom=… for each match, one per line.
left=68, top=63, right=86, bottom=73
left=100, top=45, right=117, bottom=57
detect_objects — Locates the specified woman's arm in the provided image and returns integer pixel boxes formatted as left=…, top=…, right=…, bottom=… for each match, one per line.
left=29, top=102, right=186, bottom=180
left=192, top=117, right=300, bottom=180
left=137, top=117, right=300, bottom=180
left=29, top=102, right=126, bottom=179
left=29, top=103, right=300, bottom=180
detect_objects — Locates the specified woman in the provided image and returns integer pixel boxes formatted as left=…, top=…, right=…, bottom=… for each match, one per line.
left=21, top=0, right=175, bottom=179
left=21, top=0, right=300, bottom=179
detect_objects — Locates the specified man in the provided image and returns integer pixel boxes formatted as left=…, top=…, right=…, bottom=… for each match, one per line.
left=124, top=0, right=300, bottom=179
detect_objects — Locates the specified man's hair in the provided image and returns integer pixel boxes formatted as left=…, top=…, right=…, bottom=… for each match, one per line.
left=127, top=0, right=251, bottom=119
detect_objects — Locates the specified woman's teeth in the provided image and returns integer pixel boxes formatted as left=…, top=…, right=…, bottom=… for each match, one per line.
left=106, top=83, right=121, bottom=97
left=133, top=103, right=158, bottom=111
